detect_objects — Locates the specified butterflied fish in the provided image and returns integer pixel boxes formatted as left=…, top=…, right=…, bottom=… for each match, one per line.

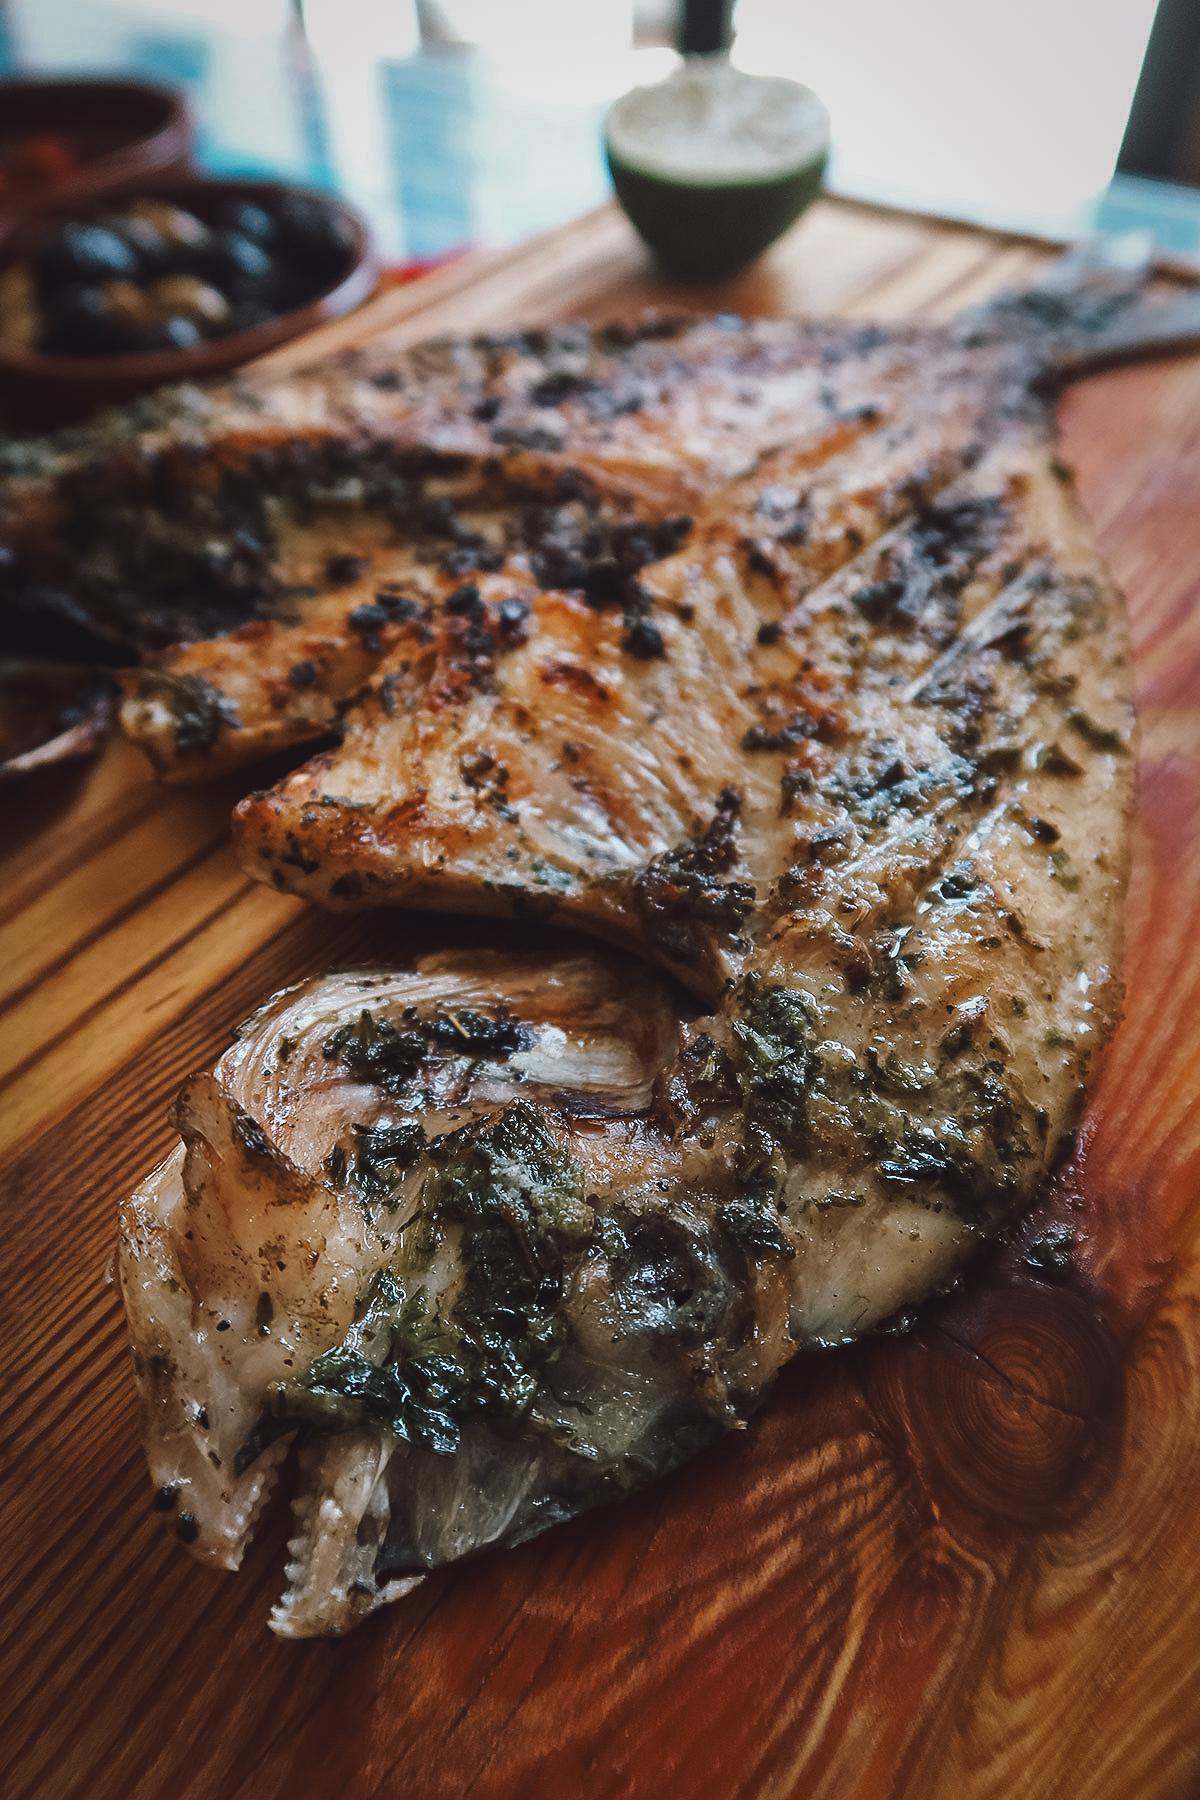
left=114, top=247, right=1143, bottom=1634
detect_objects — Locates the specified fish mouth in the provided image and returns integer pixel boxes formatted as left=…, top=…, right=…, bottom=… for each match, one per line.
left=120, top=927, right=766, bottom=1639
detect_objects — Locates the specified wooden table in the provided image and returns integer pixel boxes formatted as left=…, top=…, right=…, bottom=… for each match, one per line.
left=4, top=196, right=1200, bottom=1800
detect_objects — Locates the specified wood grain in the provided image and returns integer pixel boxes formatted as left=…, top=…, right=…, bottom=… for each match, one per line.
left=3, top=196, right=1200, bottom=1800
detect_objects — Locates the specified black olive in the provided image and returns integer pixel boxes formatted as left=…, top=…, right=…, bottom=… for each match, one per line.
left=40, top=284, right=130, bottom=356
left=131, top=315, right=204, bottom=353
left=273, top=194, right=356, bottom=282
left=221, top=232, right=273, bottom=280
left=225, top=297, right=277, bottom=334
left=191, top=229, right=273, bottom=289
left=267, top=264, right=325, bottom=312
left=33, top=222, right=139, bottom=291
left=102, top=212, right=171, bottom=278
left=216, top=199, right=278, bottom=246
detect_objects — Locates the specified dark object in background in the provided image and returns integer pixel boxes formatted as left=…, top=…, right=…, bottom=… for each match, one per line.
left=275, top=194, right=359, bottom=282
left=1118, top=0, right=1200, bottom=187
left=678, top=0, right=733, bottom=56
left=0, top=179, right=375, bottom=431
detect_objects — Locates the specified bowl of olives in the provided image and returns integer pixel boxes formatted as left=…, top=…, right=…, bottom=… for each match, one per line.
left=0, top=179, right=376, bottom=429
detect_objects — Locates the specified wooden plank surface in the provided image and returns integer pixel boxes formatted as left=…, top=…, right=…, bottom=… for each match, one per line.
left=3, top=196, right=1200, bottom=1800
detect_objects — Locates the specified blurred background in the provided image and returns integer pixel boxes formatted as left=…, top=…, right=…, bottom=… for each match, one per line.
left=0, top=0, right=1197, bottom=266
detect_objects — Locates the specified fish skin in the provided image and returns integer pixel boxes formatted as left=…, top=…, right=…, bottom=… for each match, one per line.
left=112, top=279, right=1137, bottom=1634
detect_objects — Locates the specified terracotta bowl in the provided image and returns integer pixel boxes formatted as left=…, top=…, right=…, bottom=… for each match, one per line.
left=0, top=178, right=377, bottom=432
left=0, top=79, right=193, bottom=227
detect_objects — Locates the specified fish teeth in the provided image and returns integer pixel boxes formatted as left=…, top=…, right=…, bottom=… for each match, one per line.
left=271, top=1430, right=412, bottom=1639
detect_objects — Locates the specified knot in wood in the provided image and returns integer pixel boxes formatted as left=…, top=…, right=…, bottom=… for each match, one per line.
left=873, top=1277, right=1124, bottom=1529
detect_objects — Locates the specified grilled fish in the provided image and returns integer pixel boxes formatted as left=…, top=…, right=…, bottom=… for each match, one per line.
left=113, top=249, right=1144, bottom=1634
